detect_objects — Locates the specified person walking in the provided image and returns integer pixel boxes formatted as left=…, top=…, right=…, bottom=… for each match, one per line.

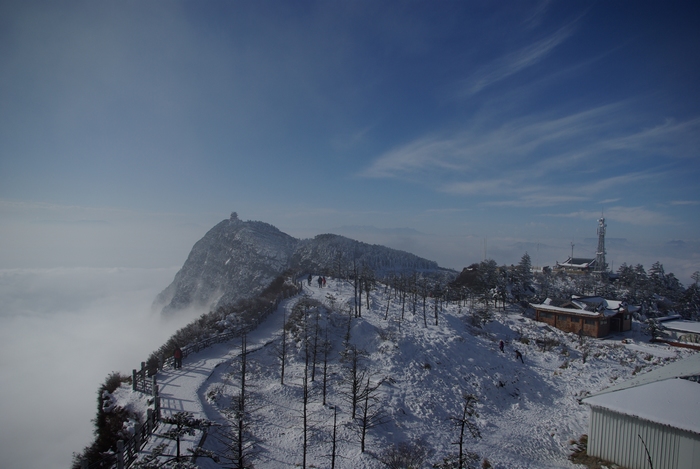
left=515, top=349, right=524, bottom=364
left=173, top=346, right=183, bottom=369
left=499, top=340, right=505, bottom=353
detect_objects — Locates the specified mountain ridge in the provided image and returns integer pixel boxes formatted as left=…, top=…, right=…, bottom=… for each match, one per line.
left=154, top=212, right=454, bottom=315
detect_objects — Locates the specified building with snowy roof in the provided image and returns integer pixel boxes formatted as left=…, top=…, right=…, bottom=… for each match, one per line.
left=582, top=353, right=700, bottom=469
left=530, top=296, right=633, bottom=338
left=554, top=256, right=599, bottom=274
left=656, top=317, right=700, bottom=349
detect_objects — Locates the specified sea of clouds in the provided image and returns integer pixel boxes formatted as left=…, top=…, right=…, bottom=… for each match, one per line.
left=0, top=267, right=198, bottom=469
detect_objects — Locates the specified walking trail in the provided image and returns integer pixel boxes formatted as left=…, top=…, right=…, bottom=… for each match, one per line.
left=138, top=282, right=321, bottom=464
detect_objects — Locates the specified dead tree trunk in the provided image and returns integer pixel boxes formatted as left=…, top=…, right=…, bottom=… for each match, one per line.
left=451, top=393, right=481, bottom=469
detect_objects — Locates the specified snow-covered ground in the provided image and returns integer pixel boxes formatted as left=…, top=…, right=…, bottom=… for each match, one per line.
left=127, top=277, right=693, bottom=468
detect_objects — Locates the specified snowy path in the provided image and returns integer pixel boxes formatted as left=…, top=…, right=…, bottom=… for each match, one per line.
left=138, top=287, right=312, bottom=464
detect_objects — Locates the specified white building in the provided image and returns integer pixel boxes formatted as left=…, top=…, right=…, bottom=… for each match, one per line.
left=658, top=317, right=700, bottom=348
left=582, top=354, right=700, bottom=469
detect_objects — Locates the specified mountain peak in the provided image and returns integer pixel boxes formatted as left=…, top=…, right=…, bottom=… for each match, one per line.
left=154, top=215, right=450, bottom=315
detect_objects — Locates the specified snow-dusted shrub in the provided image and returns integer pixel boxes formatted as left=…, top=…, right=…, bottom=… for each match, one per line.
left=432, top=452, right=481, bottom=469
left=379, top=439, right=429, bottom=468
left=470, top=308, right=493, bottom=327
left=72, top=372, right=132, bottom=469
left=286, top=297, right=323, bottom=340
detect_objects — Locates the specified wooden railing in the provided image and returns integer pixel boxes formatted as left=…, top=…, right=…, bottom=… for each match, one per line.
left=82, top=282, right=303, bottom=469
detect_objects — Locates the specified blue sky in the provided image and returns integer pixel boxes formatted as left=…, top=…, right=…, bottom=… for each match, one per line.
left=1, top=1, right=699, bottom=281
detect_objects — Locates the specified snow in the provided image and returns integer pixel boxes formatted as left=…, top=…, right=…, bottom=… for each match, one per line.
left=583, top=378, right=700, bottom=435
left=530, top=302, right=602, bottom=317
left=107, top=385, right=152, bottom=438
left=117, top=278, right=696, bottom=468
left=660, top=319, right=700, bottom=335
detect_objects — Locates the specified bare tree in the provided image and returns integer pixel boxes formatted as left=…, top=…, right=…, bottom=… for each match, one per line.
left=362, top=265, right=376, bottom=310
left=302, top=346, right=310, bottom=469
left=356, top=375, right=388, bottom=453
left=330, top=406, right=338, bottom=469
left=236, top=335, right=248, bottom=468
left=321, top=325, right=332, bottom=405
left=384, top=277, right=393, bottom=320
left=157, top=411, right=209, bottom=465
left=311, top=307, right=322, bottom=382
left=276, top=309, right=288, bottom=385
left=451, top=393, right=481, bottom=469
left=205, top=335, right=255, bottom=469
left=340, top=345, right=368, bottom=419
left=418, top=277, right=430, bottom=328
left=410, top=272, right=419, bottom=317
left=344, top=302, right=353, bottom=344
left=350, top=256, right=362, bottom=318
left=399, top=274, right=408, bottom=321
left=433, top=283, right=443, bottom=326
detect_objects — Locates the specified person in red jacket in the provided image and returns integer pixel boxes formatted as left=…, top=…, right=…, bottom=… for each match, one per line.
left=173, top=346, right=183, bottom=369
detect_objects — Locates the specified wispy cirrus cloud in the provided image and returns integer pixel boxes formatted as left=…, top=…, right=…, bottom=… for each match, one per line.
left=670, top=200, right=700, bottom=206
left=360, top=135, right=470, bottom=179
left=361, top=102, right=627, bottom=180
left=486, top=194, right=590, bottom=208
left=590, top=117, right=700, bottom=158
left=361, top=98, right=698, bottom=209
left=462, top=24, right=575, bottom=96
left=542, top=206, right=672, bottom=226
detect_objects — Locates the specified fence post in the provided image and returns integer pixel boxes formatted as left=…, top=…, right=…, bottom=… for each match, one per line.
left=132, top=369, right=137, bottom=392
left=151, top=375, right=157, bottom=396
left=159, top=354, right=164, bottom=370
left=153, top=384, right=160, bottom=420
left=116, top=440, right=125, bottom=469
left=147, top=408, right=154, bottom=434
left=133, top=422, right=141, bottom=449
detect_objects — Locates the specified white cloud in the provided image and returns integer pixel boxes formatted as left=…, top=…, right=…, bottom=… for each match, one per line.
left=0, top=267, right=198, bottom=469
left=360, top=134, right=470, bottom=179
left=671, top=200, right=700, bottom=206
left=542, top=206, right=671, bottom=226
left=462, top=25, right=575, bottom=95
left=486, top=194, right=589, bottom=208
left=361, top=98, right=699, bottom=209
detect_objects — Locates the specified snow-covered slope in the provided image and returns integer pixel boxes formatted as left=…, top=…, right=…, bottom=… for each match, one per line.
left=155, top=216, right=297, bottom=314
left=154, top=214, right=452, bottom=315
left=139, top=277, right=692, bottom=469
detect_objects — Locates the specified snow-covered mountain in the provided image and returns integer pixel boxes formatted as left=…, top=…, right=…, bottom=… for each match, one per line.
left=129, top=278, right=692, bottom=469
left=154, top=213, right=452, bottom=315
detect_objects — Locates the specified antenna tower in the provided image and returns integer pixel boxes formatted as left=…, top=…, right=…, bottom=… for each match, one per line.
left=595, top=215, right=607, bottom=272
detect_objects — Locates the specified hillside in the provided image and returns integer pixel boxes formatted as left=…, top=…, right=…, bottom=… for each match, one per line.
left=154, top=213, right=452, bottom=315
left=132, top=276, right=691, bottom=469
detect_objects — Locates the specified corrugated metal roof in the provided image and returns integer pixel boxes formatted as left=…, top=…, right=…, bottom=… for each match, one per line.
left=583, top=378, right=700, bottom=435
left=584, top=353, right=700, bottom=398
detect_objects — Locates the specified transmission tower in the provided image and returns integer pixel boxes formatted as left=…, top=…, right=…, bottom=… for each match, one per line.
left=595, top=216, right=607, bottom=272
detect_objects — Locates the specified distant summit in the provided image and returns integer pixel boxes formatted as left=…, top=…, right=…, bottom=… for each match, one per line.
left=154, top=214, right=452, bottom=315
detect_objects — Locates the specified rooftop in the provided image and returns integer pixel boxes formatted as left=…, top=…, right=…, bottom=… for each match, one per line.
left=583, top=378, right=700, bottom=435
